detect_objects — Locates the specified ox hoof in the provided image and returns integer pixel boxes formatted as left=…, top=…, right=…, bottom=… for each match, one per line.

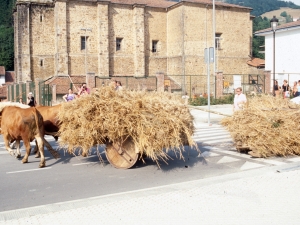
left=35, top=153, right=41, bottom=158
left=16, top=154, right=21, bottom=159
left=21, top=158, right=28, bottom=164
left=81, top=152, right=88, bottom=157
left=39, top=163, right=46, bottom=168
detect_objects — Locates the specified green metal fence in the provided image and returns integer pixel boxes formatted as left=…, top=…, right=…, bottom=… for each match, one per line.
left=39, top=81, right=52, bottom=106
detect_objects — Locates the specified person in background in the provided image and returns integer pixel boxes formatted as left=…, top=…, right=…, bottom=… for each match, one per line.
left=19, top=98, right=24, bottom=104
left=78, top=83, right=90, bottom=96
left=296, top=80, right=300, bottom=98
left=110, top=80, right=117, bottom=90
left=182, top=92, right=189, bottom=105
left=292, top=81, right=298, bottom=97
left=27, top=92, right=36, bottom=107
left=116, top=81, right=123, bottom=91
left=282, top=79, right=290, bottom=99
left=233, top=87, right=247, bottom=111
left=274, top=80, right=280, bottom=97
left=63, top=88, right=76, bottom=102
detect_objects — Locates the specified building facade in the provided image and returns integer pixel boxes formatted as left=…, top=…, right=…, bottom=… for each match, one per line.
left=14, top=0, right=253, bottom=84
left=255, top=20, right=300, bottom=90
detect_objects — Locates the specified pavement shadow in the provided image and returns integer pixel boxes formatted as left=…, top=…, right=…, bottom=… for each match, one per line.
left=134, top=145, right=207, bottom=172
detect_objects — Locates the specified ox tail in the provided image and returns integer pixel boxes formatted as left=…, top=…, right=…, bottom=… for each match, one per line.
left=42, top=138, right=61, bottom=159
left=33, top=108, right=60, bottom=159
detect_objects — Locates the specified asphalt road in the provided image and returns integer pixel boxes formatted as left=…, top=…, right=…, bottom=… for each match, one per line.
left=0, top=108, right=299, bottom=212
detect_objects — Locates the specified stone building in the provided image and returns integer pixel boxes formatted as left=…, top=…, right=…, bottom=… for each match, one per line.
left=14, top=0, right=253, bottom=92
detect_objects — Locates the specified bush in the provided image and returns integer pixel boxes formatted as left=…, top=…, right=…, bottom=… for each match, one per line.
left=190, top=94, right=234, bottom=106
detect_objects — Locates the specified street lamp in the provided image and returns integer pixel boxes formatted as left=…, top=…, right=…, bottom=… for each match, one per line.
left=270, top=16, right=278, bottom=96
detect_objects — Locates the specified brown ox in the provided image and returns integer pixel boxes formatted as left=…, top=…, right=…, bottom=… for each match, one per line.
left=35, top=104, right=88, bottom=157
left=0, top=105, right=58, bottom=167
left=36, top=104, right=61, bottom=139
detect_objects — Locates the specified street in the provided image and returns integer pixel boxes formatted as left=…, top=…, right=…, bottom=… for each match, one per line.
left=0, top=107, right=299, bottom=214
left=0, top=106, right=300, bottom=224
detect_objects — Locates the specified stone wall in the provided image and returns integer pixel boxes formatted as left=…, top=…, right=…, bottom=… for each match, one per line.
left=14, top=0, right=253, bottom=91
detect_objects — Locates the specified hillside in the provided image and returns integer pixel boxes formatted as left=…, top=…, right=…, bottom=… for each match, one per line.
left=261, top=7, right=300, bottom=22
left=225, top=0, right=300, bottom=16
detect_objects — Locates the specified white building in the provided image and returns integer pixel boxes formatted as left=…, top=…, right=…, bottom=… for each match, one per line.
left=255, top=20, right=300, bottom=90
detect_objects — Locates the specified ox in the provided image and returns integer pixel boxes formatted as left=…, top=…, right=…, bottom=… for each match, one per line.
left=35, top=104, right=88, bottom=157
left=0, top=104, right=59, bottom=167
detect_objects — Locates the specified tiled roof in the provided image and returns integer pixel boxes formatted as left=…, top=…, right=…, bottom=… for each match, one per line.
left=5, top=71, right=15, bottom=83
left=45, top=76, right=86, bottom=94
left=0, top=66, right=5, bottom=75
left=255, top=20, right=300, bottom=34
left=247, top=57, right=265, bottom=68
left=109, top=0, right=252, bottom=10
left=110, top=0, right=173, bottom=8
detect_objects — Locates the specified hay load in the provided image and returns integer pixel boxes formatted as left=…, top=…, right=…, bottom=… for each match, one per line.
left=221, top=95, right=300, bottom=157
left=57, top=87, right=196, bottom=167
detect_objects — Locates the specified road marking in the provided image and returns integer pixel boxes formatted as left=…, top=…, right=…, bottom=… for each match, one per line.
left=6, top=167, right=52, bottom=174
left=199, top=138, right=233, bottom=144
left=240, top=161, right=265, bottom=170
left=217, top=156, right=240, bottom=164
left=193, top=134, right=231, bottom=141
left=72, top=162, right=99, bottom=166
left=193, top=131, right=230, bottom=137
left=200, top=151, right=220, bottom=157
left=287, top=157, right=300, bottom=162
left=210, top=147, right=286, bottom=166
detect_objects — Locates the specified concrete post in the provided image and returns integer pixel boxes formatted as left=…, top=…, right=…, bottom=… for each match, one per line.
left=52, top=84, right=57, bottom=104
left=86, top=73, right=96, bottom=91
left=216, top=71, right=223, bottom=98
left=264, top=70, right=271, bottom=94
left=156, top=72, right=164, bottom=92
left=35, top=79, right=42, bottom=106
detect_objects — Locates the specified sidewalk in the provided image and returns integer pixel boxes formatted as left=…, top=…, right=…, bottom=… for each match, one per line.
left=1, top=163, right=300, bottom=225
left=189, top=104, right=233, bottom=124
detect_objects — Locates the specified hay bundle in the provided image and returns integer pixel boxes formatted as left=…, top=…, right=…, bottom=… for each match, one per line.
left=221, top=95, right=300, bottom=157
left=57, top=87, right=196, bottom=163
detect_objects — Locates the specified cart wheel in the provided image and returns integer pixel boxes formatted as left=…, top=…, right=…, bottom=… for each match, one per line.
left=105, top=138, right=139, bottom=169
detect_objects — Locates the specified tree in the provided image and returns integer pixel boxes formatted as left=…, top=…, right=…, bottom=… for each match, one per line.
left=0, top=0, right=15, bottom=71
left=280, top=11, right=287, bottom=17
left=252, top=17, right=271, bottom=59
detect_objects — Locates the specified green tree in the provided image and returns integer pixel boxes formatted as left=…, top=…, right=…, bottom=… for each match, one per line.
left=252, top=16, right=271, bottom=59
left=0, top=0, right=15, bottom=71
left=286, top=14, right=293, bottom=22
left=280, top=11, right=288, bottom=17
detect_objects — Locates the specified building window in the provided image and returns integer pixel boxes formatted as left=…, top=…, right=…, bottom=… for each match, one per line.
left=215, top=33, right=222, bottom=50
left=40, top=15, right=43, bottom=22
left=116, top=38, right=122, bottom=51
left=40, top=59, right=44, bottom=67
left=152, top=40, right=158, bottom=52
left=81, top=36, right=88, bottom=50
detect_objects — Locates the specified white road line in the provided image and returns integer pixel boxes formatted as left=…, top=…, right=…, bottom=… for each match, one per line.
left=193, top=131, right=229, bottom=136
left=0, top=152, right=7, bottom=155
left=211, top=148, right=286, bottom=166
left=6, top=167, right=52, bottom=174
left=195, top=138, right=233, bottom=144
left=193, top=134, right=231, bottom=140
left=72, top=162, right=99, bottom=166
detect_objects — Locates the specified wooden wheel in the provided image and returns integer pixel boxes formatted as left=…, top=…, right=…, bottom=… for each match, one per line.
left=105, top=137, right=139, bottom=169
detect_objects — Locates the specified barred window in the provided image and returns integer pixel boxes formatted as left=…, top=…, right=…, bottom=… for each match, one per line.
left=116, top=38, right=122, bottom=51
left=152, top=40, right=158, bottom=52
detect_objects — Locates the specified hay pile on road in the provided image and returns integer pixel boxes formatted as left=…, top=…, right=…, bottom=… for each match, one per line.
left=221, top=95, right=300, bottom=157
left=57, top=87, right=196, bottom=164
